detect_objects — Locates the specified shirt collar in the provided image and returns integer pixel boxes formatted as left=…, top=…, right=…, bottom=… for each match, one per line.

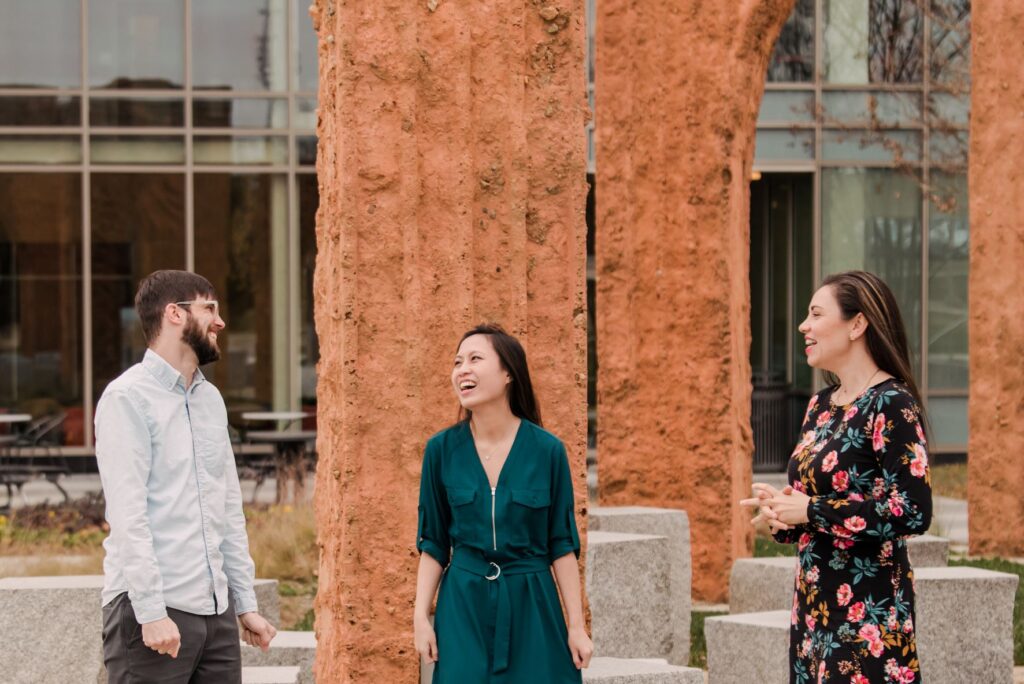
left=142, top=349, right=206, bottom=392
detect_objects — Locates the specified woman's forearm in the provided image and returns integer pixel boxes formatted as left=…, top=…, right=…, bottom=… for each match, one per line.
left=414, top=553, right=444, bottom=619
left=551, top=552, right=585, bottom=629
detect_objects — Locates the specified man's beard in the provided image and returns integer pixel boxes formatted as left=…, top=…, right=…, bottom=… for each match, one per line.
left=182, top=316, right=221, bottom=365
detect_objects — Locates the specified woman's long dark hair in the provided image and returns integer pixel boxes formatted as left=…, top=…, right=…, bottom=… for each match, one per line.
left=821, top=271, right=928, bottom=428
left=456, top=323, right=542, bottom=427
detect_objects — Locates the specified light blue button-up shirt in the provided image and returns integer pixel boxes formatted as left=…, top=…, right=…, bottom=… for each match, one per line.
left=95, top=349, right=258, bottom=624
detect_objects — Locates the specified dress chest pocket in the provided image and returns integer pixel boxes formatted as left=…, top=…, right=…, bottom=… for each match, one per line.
left=507, top=487, right=551, bottom=547
left=193, top=425, right=230, bottom=479
left=446, top=487, right=477, bottom=542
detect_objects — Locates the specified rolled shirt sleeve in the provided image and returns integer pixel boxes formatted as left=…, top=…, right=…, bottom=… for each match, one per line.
left=95, top=389, right=167, bottom=624
left=547, top=441, right=580, bottom=563
left=417, top=437, right=452, bottom=567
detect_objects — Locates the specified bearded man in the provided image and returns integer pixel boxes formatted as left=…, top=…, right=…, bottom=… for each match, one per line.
left=94, top=270, right=276, bottom=683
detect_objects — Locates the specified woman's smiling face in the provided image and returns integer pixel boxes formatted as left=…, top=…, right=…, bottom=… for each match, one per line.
left=451, top=334, right=510, bottom=411
left=798, top=285, right=859, bottom=371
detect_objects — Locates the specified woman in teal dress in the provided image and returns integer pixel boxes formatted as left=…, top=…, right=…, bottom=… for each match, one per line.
left=413, top=323, right=593, bottom=682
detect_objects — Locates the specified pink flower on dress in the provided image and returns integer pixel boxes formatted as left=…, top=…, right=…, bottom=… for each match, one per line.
left=868, top=638, right=885, bottom=658
left=822, top=451, right=839, bottom=473
left=805, top=613, right=817, bottom=631
left=849, top=492, right=865, bottom=502
left=872, top=414, right=887, bottom=451
left=910, top=443, right=929, bottom=478
left=881, top=541, right=893, bottom=559
left=916, top=423, right=927, bottom=445
left=818, top=660, right=827, bottom=683
left=798, top=532, right=812, bottom=551
left=888, top=496, right=905, bottom=517
left=817, top=411, right=832, bottom=427
left=832, top=470, right=850, bottom=492
left=832, top=524, right=853, bottom=539
left=793, top=480, right=806, bottom=493
left=805, top=566, right=820, bottom=584
left=836, top=583, right=853, bottom=606
left=902, top=617, right=914, bottom=633
left=844, top=405, right=859, bottom=422
left=834, top=538, right=854, bottom=550
left=887, top=607, right=900, bottom=631
left=844, top=515, right=866, bottom=533
left=847, top=602, right=866, bottom=622
left=850, top=675, right=871, bottom=684
left=858, top=623, right=880, bottom=642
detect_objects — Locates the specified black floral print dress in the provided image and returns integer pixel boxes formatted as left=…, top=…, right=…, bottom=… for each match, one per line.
left=774, top=379, right=932, bottom=684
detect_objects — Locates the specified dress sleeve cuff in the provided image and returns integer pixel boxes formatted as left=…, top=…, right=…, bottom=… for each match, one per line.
left=418, top=540, right=450, bottom=568
left=548, top=541, right=579, bottom=564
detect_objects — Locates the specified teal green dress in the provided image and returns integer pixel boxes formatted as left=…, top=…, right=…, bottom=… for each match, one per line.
left=417, top=419, right=582, bottom=683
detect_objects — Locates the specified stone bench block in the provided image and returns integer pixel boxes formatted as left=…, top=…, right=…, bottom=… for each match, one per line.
left=0, top=575, right=105, bottom=684
left=915, top=565, right=1019, bottom=684
left=729, top=535, right=949, bottom=614
left=583, top=657, right=705, bottom=683
left=586, top=531, right=673, bottom=663
left=906, top=533, right=949, bottom=567
left=242, top=666, right=300, bottom=683
left=254, top=578, right=281, bottom=626
left=242, top=630, right=315, bottom=683
left=729, top=557, right=795, bottom=615
left=589, top=506, right=691, bottom=665
left=704, top=610, right=789, bottom=684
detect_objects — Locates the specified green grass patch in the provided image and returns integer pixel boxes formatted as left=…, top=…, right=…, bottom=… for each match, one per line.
left=292, top=608, right=315, bottom=631
left=949, top=556, right=1024, bottom=665
left=754, top=534, right=796, bottom=558
left=689, top=609, right=728, bottom=669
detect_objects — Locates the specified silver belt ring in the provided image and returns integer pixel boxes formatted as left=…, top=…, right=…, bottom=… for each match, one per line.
left=485, top=562, right=501, bottom=581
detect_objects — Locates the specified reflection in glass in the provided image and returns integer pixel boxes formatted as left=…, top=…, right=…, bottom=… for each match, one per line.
left=821, top=91, right=921, bottom=127
left=928, top=171, right=968, bottom=389
left=824, top=0, right=923, bottom=84
left=0, top=1, right=81, bottom=88
left=757, top=92, right=814, bottom=124
left=928, top=131, right=967, bottom=167
left=194, top=137, right=288, bottom=165
left=297, top=136, right=317, bottom=166
left=298, top=174, right=319, bottom=406
left=193, top=99, right=288, bottom=128
left=294, top=97, right=318, bottom=130
left=767, top=0, right=814, bottom=83
left=90, top=99, right=185, bottom=127
left=91, top=174, right=185, bottom=402
left=90, top=136, right=185, bottom=164
left=0, top=137, right=81, bottom=164
left=194, top=174, right=289, bottom=413
left=821, top=129, right=921, bottom=163
left=928, top=92, right=969, bottom=128
left=89, top=0, right=184, bottom=89
left=296, top=1, right=319, bottom=91
left=822, top=168, right=922, bottom=369
left=927, top=396, right=967, bottom=445
left=754, top=130, right=814, bottom=161
left=193, top=0, right=287, bottom=92
left=930, top=0, right=971, bottom=88
left=0, top=97, right=80, bottom=127
left=0, top=173, right=84, bottom=445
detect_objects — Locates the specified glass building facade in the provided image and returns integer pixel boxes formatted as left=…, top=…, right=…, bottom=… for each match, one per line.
left=750, top=0, right=970, bottom=455
left=0, top=0, right=319, bottom=447
left=1, top=1, right=969, bottom=456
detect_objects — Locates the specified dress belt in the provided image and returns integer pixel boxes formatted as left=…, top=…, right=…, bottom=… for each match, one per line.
left=448, top=548, right=551, bottom=674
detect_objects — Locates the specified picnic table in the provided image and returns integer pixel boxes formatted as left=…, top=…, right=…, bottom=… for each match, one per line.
left=240, top=412, right=316, bottom=504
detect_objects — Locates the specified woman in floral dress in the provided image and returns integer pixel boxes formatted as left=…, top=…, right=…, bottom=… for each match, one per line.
left=743, top=271, right=932, bottom=684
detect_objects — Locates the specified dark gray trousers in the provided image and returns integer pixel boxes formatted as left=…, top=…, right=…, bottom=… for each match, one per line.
left=102, top=593, right=242, bottom=684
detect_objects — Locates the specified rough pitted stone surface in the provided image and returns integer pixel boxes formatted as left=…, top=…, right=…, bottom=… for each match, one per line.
left=729, top=556, right=796, bottom=615
left=589, top=506, right=691, bottom=664
left=594, top=0, right=798, bottom=602
left=968, top=0, right=1024, bottom=559
left=582, top=657, right=705, bottom=683
left=905, top=534, right=949, bottom=568
left=915, top=566, right=1019, bottom=684
left=587, top=532, right=672, bottom=661
left=0, top=575, right=104, bottom=684
left=704, top=610, right=789, bottom=684
left=310, top=1, right=589, bottom=680
left=254, top=578, right=281, bottom=626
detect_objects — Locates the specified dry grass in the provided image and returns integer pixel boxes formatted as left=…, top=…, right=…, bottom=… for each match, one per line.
left=930, top=462, right=968, bottom=500
left=245, top=504, right=319, bottom=583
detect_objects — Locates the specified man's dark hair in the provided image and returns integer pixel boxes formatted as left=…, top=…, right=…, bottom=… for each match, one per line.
left=135, top=270, right=217, bottom=343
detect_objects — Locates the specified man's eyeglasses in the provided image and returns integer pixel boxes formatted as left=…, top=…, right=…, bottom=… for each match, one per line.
left=175, top=300, right=219, bottom=317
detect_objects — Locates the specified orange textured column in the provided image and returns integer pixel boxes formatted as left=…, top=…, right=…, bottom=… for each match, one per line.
left=595, top=0, right=795, bottom=602
left=967, top=1, right=1024, bottom=557
left=310, top=1, right=589, bottom=681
